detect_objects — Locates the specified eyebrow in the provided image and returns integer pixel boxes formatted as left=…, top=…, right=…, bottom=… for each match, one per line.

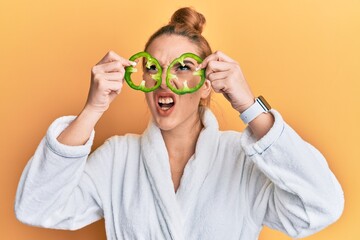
left=145, top=59, right=197, bottom=69
left=173, top=60, right=196, bottom=66
left=183, top=60, right=196, bottom=65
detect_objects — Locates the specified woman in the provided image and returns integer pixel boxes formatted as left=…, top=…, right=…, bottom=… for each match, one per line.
left=15, top=7, right=344, bottom=240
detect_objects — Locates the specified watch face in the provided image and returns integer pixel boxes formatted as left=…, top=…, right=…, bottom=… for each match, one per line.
left=257, top=95, right=271, bottom=111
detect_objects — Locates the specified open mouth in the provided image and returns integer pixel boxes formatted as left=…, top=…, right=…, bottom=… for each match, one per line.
left=158, top=96, right=175, bottom=111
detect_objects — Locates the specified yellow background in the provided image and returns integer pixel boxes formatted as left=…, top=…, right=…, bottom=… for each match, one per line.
left=0, top=0, right=359, bottom=239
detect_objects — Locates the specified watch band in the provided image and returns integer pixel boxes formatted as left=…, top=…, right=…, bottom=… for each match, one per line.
left=240, top=95, right=271, bottom=124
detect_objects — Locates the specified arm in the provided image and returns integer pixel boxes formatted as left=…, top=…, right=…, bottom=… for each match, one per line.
left=56, top=107, right=102, bottom=146
left=240, top=101, right=275, bottom=140
left=15, top=50, right=133, bottom=229
left=241, top=109, right=344, bottom=238
left=15, top=116, right=107, bottom=230
left=57, top=50, right=135, bottom=146
left=201, top=50, right=343, bottom=237
left=200, top=50, right=275, bottom=140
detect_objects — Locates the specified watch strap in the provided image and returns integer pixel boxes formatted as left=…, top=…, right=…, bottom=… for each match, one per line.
left=240, top=96, right=271, bottom=124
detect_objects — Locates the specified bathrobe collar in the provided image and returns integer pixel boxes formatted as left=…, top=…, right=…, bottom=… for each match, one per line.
left=141, top=108, right=220, bottom=240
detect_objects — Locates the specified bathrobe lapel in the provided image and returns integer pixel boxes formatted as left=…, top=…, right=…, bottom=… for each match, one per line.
left=141, top=109, right=220, bottom=239
left=175, top=110, right=220, bottom=220
left=141, top=120, right=185, bottom=240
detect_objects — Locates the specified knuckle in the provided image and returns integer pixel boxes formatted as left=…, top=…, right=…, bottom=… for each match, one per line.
left=208, top=61, right=214, bottom=68
left=215, top=50, right=222, bottom=56
left=108, top=50, right=120, bottom=60
left=97, top=79, right=106, bottom=89
left=91, top=67, right=97, bottom=75
left=114, top=60, right=122, bottom=69
left=93, top=73, right=103, bottom=82
left=233, top=63, right=241, bottom=73
left=208, top=73, right=214, bottom=81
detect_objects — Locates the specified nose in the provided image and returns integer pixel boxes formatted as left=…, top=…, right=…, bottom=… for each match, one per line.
left=159, top=67, right=168, bottom=90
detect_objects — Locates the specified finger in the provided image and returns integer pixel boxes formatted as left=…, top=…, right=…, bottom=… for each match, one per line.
left=199, top=50, right=236, bottom=69
left=96, top=50, right=136, bottom=66
left=96, top=50, right=121, bottom=64
left=210, top=79, right=228, bottom=93
left=92, top=60, right=128, bottom=74
left=205, top=61, right=232, bottom=77
left=96, top=72, right=124, bottom=81
left=213, top=51, right=236, bottom=63
left=105, top=80, right=123, bottom=93
left=207, top=71, right=229, bottom=82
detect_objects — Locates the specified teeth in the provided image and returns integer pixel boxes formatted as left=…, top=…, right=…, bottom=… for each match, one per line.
left=158, top=97, right=174, bottom=104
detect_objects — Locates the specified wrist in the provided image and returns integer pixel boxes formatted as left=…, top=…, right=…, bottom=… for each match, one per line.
left=239, top=95, right=272, bottom=124
left=56, top=107, right=101, bottom=146
left=236, top=99, right=256, bottom=114
left=83, top=103, right=105, bottom=116
left=78, top=105, right=103, bottom=127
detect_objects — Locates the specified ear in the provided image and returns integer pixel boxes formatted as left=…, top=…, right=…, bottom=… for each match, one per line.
left=200, top=80, right=212, bottom=99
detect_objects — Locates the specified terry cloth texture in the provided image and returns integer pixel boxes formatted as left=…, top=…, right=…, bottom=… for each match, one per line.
left=15, top=108, right=344, bottom=240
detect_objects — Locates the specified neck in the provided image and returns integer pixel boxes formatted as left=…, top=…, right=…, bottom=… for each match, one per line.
left=161, top=112, right=203, bottom=164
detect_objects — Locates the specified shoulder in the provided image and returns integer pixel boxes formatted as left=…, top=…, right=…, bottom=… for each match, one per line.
left=87, top=133, right=142, bottom=164
left=85, top=133, right=142, bottom=179
left=105, top=133, right=141, bottom=148
left=218, top=130, right=243, bottom=151
left=213, top=130, right=248, bottom=167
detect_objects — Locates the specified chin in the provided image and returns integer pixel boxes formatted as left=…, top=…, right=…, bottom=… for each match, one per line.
left=152, top=116, right=178, bottom=131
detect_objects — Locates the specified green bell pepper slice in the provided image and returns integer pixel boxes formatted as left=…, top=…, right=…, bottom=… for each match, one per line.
left=166, top=52, right=205, bottom=95
left=124, top=52, right=162, bottom=93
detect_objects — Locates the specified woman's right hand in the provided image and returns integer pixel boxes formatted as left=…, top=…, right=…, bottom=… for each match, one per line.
left=57, top=51, right=135, bottom=146
left=85, top=50, right=135, bottom=114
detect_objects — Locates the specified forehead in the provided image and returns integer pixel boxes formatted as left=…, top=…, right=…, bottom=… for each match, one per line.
left=146, top=35, right=200, bottom=66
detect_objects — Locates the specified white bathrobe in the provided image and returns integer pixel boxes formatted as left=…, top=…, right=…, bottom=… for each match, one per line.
left=15, top=109, right=344, bottom=240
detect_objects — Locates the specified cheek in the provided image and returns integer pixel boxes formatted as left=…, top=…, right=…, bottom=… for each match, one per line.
left=180, top=93, right=201, bottom=107
left=145, top=93, right=153, bottom=107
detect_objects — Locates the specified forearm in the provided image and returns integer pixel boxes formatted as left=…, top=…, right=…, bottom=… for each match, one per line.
left=242, top=109, right=344, bottom=237
left=16, top=114, right=99, bottom=228
left=238, top=100, right=275, bottom=140
left=15, top=142, right=89, bottom=228
left=57, top=106, right=103, bottom=146
left=248, top=112, right=275, bottom=140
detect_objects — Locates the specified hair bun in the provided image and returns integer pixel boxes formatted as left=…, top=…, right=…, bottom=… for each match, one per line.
left=169, top=7, right=206, bottom=34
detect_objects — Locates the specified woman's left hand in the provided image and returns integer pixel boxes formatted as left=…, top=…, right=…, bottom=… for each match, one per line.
left=199, top=51, right=255, bottom=113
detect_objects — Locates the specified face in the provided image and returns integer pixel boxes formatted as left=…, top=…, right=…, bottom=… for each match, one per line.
left=145, top=34, right=211, bottom=131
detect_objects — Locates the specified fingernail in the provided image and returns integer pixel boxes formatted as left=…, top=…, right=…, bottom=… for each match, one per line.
left=130, top=61, right=137, bottom=66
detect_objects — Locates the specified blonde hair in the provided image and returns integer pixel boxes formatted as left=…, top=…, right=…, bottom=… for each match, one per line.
left=144, top=7, right=212, bottom=119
